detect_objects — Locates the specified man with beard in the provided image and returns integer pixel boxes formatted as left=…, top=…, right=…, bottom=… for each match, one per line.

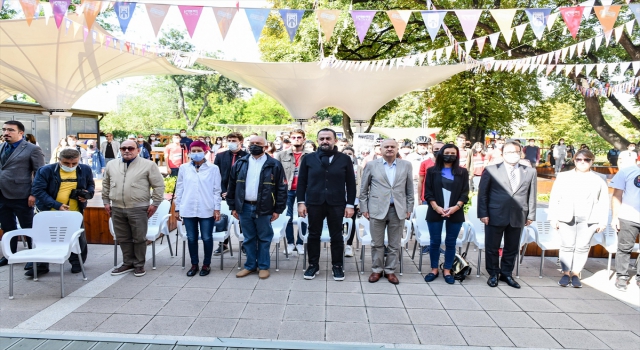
left=297, top=129, right=356, bottom=281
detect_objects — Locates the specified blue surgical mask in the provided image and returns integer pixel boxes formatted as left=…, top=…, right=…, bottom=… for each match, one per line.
left=60, top=164, right=77, bottom=172
left=190, top=152, right=205, bottom=162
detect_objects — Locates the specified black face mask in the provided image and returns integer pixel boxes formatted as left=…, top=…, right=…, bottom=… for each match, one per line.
left=249, top=144, right=265, bottom=156
left=442, top=155, right=457, bottom=163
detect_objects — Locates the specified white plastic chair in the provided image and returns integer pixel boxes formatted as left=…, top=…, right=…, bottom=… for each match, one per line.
left=175, top=215, right=233, bottom=270
left=296, top=216, right=353, bottom=271
left=355, top=217, right=411, bottom=275
left=1, top=212, right=87, bottom=299
left=527, top=208, right=563, bottom=278
left=234, top=214, right=289, bottom=271
left=109, top=200, right=173, bottom=270
left=591, top=212, right=640, bottom=279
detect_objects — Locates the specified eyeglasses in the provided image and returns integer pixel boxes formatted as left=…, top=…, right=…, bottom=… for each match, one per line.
left=503, top=151, right=520, bottom=155
left=120, top=147, right=136, bottom=152
left=575, top=158, right=592, bottom=163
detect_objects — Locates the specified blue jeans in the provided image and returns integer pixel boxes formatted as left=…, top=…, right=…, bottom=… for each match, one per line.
left=183, top=217, right=215, bottom=266
left=285, top=190, right=304, bottom=245
left=239, top=203, right=274, bottom=270
left=427, top=220, right=463, bottom=270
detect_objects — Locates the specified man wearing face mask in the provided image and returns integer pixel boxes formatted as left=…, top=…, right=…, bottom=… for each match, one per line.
left=31, top=149, right=93, bottom=276
left=214, top=132, right=248, bottom=255
left=399, top=142, right=413, bottom=159
left=418, top=141, right=444, bottom=205
left=179, top=129, right=193, bottom=150
left=478, top=141, right=537, bottom=289
left=227, top=136, right=287, bottom=279
left=164, top=134, right=185, bottom=177
left=137, top=134, right=152, bottom=160
left=487, top=138, right=505, bottom=165
left=104, top=140, right=165, bottom=277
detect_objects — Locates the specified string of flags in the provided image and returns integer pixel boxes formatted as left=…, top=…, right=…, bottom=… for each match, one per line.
left=9, top=1, right=640, bottom=46
left=573, top=76, right=640, bottom=97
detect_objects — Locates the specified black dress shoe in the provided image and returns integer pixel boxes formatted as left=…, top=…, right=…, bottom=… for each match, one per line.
left=71, top=264, right=82, bottom=274
left=199, top=265, right=211, bottom=276
left=186, top=265, right=199, bottom=277
left=499, top=274, right=521, bottom=289
left=25, top=268, right=49, bottom=277
left=487, top=275, right=499, bottom=287
left=24, top=262, right=33, bottom=270
left=0, top=257, right=8, bottom=267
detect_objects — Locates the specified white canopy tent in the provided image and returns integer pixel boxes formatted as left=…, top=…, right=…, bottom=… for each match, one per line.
left=0, top=15, right=196, bottom=110
left=197, top=58, right=470, bottom=121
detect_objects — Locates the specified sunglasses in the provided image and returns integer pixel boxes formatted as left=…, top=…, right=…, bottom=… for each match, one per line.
left=575, top=158, right=592, bottom=163
left=120, top=147, right=136, bottom=152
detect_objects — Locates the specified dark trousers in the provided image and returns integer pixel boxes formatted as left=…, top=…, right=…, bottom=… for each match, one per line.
left=484, top=224, right=522, bottom=277
left=285, top=190, right=304, bottom=245
left=183, top=217, right=214, bottom=266
left=615, top=218, right=640, bottom=280
left=347, top=205, right=359, bottom=246
left=307, top=203, right=345, bottom=267
left=0, top=192, right=33, bottom=253
left=170, top=168, right=179, bottom=177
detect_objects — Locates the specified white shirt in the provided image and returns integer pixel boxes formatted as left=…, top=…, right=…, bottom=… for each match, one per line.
left=610, top=166, right=640, bottom=224
left=245, top=154, right=267, bottom=201
left=175, top=161, right=222, bottom=218
left=383, top=159, right=397, bottom=204
left=503, top=162, right=520, bottom=191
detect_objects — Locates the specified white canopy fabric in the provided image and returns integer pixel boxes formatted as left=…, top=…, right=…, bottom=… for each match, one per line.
left=0, top=85, right=19, bottom=102
left=197, top=58, right=470, bottom=120
left=0, top=15, right=196, bottom=110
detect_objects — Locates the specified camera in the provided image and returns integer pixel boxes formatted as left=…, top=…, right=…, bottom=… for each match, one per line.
left=70, top=189, right=93, bottom=200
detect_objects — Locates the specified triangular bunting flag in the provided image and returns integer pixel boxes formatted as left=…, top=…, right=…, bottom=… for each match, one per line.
left=350, top=10, right=376, bottom=44
left=464, top=40, right=473, bottom=55
left=555, top=65, right=564, bottom=75
left=595, top=35, right=603, bottom=51
left=577, top=42, right=584, bottom=56
left=607, top=62, right=618, bottom=75
left=489, top=32, right=500, bottom=49
left=630, top=4, right=640, bottom=26
left=316, top=9, right=340, bottom=42
left=585, top=64, right=595, bottom=76
left=580, top=0, right=595, bottom=20
left=525, top=8, right=552, bottom=40
left=561, top=47, right=568, bottom=62
left=455, top=10, right=482, bottom=41
left=476, top=36, right=486, bottom=54
left=594, top=6, right=621, bottom=34
left=515, top=24, right=527, bottom=43
left=51, top=0, right=71, bottom=29
left=178, top=6, right=204, bottom=38
left=547, top=12, right=559, bottom=31
left=417, top=52, right=427, bottom=66
left=632, top=61, right=640, bottom=75
left=421, top=10, right=447, bottom=42
left=614, top=26, right=623, bottom=43
left=426, top=51, right=433, bottom=65
left=584, top=38, right=592, bottom=53
left=83, top=1, right=102, bottom=30
left=245, top=9, right=270, bottom=42
left=145, top=3, right=170, bottom=37
left=490, top=9, right=517, bottom=40
left=41, top=2, right=52, bottom=25
left=618, top=62, right=630, bottom=75
left=387, top=10, right=412, bottom=42
left=114, top=2, right=137, bottom=35
left=537, top=64, right=546, bottom=74
left=19, top=0, right=38, bottom=26
left=596, top=63, right=606, bottom=77
left=565, top=65, right=575, bottom=77
left=575, top=64, right=584, bottom=76
left=625, top=20, right=635, bottom=35
left=445, top=45, right=453, bottom=60
left=568, top=45, right=576, bottom=59
left=213, top=7, right=237, bottom=40
left=435, top=48, right=443, bottom=61
left=559, top=6, right=585, bottom=39
left=546, top=65, right=555, bottom=76
left=503, top=28, right=514, bottom=46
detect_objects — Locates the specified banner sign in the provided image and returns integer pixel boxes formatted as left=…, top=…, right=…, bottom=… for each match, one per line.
left=351, top=10, right=376, bottom=44
left=594, top=5, right=621, bottom=34
left=178, top=5, right=204, bottom=38
left=19, top=0, right=38, bottom=26
left=525, top=8, right=551, bottom=40
left=213, top=7, right=237, bottom=40
left=316, top=9, right=340, bottom=42
left=559, top=6, right=585, bottom=39
left=51, top=0, right=71, bottom=29
left=245, top=8, right=270, bottom=42
left=387, top=10, right=412, bottom=42
left=279, top=9, right=305, bottom=42
left=146, top=3, right=170, bottom=37
left=114, top=2, right=137, bottom=34
left=455, top=9, right=482, bottom=41
left=421, top=10, right=447, bottom=42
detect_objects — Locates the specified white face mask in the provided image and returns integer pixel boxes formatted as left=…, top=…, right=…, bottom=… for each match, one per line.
left=504, top=153, right=520, bottom=165
left=60, top=164, right=77, bottom=172
left=496, top=143, right=504, bottom=149
left=137, top=138, right=144, bottom=142
left=228, top=142, right=239, bottom=151
left=216, top=140, right=221, bottom=144
left=180, top=133, right=187, bottom=137
left=150, top=137, right=156, bottom=140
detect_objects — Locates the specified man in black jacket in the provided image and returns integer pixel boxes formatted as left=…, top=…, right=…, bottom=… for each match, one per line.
left=478, top=141, right=537, bottom=289
left=31, top=148, right=94, bottom=276
left=227, top=136, right=287, bottom=279
left=297, top=129, right=357, bottom=281
left=214, top=132, right=248, bottom=254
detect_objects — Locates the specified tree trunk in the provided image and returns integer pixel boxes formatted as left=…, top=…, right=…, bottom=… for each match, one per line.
left=342, top=112, right=354, bottom=140
left=584, top=95, right=630, bottom=150
left=364, top=113, right=377, bottom=133
left=465, top=126, right=485, bottom=145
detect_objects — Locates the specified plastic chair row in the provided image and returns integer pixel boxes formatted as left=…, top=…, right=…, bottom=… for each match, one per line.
left=355, top=217, right=411, bottom=275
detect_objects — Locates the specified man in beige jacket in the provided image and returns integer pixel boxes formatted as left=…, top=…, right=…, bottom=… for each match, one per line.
left=103, top=140, right=165, bottom=277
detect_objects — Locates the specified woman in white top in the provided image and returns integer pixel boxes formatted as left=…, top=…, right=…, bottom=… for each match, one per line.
left=174, top=140, right=222, bottom=277
left=553, top=138, right=567, bottom=174
left=342, top=146, right=362, bottom=258
left=548, top=149, right=609, bottom=288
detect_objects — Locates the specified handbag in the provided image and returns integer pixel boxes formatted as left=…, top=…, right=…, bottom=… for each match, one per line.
left=214, top=214, right=229, bottom=232
left=440, top=252, right=473, bottom=282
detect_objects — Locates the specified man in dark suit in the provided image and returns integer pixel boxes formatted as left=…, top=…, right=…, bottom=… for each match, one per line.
left=297, top=128, right=356, bottom=281
left=0, top=121, right=46, bottom=266
left=478, top=141, right=536, bottom=289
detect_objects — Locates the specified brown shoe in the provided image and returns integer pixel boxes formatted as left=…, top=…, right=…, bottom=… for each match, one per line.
left=368, top=272, right=382, bottom=283
left=236, top=269, right=256, bottom=278
left=111, top=265, right=134, bottom=276
left=386, top=273, right=399, bottom=285
left=259, top=270, right=270, bottom=279
left=133, top=267, right=146, bottom=277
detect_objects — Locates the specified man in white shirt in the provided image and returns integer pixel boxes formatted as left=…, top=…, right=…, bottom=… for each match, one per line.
left=617, top=143, right=638, bottom=169
left=226, top=136, right=287, bottom=279
left=610, top=165, right=640, bottom=290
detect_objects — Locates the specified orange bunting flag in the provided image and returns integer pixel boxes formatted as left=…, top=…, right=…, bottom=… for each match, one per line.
left=83, top=0, right=103, bottom=30
left=213, top=7, right=237, bottom=40
left=18, top=0, right=38, bottom=26
left=594, top=6, right=621, bottom=34
left=316, top=9, right=340, bottom=42
left=386, top=10, right=412, bottom=42
left=146, top=3, right=170, bottom=38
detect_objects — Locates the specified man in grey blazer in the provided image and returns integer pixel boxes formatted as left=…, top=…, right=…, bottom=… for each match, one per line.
left=360, top=139, right=414, bottom=284
left=0, top=121, right=45, bottom=267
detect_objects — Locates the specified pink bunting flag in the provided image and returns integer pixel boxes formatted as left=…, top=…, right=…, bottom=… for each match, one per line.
left=146, top=3, right=170, bottom=38
left=455, top=10, right=482, bottom=41
left=19, top=0, right=38, bottom=26
left=350, top=10, right=376, bottom=44
left=476, top=36, right=486, bottom=54
left=213, top=7, right=237, bottom=40
left=51, top=1, right=71, bottom=29
left=178, top=5, right=204, bottom=38
left=559, top=6, right=585, bottom=39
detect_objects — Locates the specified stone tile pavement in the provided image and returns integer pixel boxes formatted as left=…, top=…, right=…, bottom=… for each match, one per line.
left=0, top=233, right=639, bottom=349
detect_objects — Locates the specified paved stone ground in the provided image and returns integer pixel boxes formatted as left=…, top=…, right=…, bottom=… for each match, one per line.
left=1, top=232, right=638, bottom=349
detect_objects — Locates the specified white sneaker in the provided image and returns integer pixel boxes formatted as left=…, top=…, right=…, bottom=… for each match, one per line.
left=286, top=244, right=295, bottom=254
left=345, top=245, right=354, bottom=257
left=296, top=244, right=305, bottom=255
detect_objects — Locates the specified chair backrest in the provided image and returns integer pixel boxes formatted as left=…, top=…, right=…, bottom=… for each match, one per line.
left=271, top=215, right=290, bottom=237
left=148, top=200, right=171, bottom=227
left=534, top=208, right=552, bottom=235
left=32, top=211, right=84, bottom=244
left=412, top=205, right=430, bottom=239
left=220, top=201, right=231, bottom=216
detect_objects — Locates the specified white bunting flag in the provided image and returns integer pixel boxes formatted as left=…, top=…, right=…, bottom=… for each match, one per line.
left=594, top=35, right=603, bottom=51
left=435, top=48, right=444, bottom=61
left=490, top=9, right=517, bottom=41
left=489, top=32, right=500, bottom=49
left=601, top=0, right=613, bottom=5
left=585, top=64, right=596, bottom=76
left=569, top=45, right=576, bottom=59
left=515, top=24, right=527, bottom=43
left=580, top=1, right=595, bottom=20
left=537, top=64, right=546, bottom=74
left=464, top=40, right=473, bottom=55
left=445, top=45, right=453, bottom=59
left=565, top=64, right=575, bottom=77
left=596, top=63, right=606, bottom=77
left=556, top=65, right=564, bottom=75
left=577, top=42, right=584, bottom=56
left=547, top=12, right=559, bottom=31
left=418, top=52, right=427, bottom=66
left=575, top=64, right=584, bottom=76
left=42, top=2, right=52, bottom=25
left=618, top=62, right=630, bottom=75
left=614, top=26, right=624, bottom=43
left=561, top=47, right=568, bottom=62
left=584, top=38, right=593, bottom=53
left=503, top=28, right=514, bottom=46
left=426, top=51, right=434, bottom=65
left=476, top=36, right=486, bottom=54
left=607, top=62, right=618, bottom=75
left=632, top=61, right=640, bottom=75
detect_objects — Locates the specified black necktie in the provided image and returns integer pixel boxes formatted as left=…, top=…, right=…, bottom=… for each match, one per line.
left=1, top=144, right=11, bottom=164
